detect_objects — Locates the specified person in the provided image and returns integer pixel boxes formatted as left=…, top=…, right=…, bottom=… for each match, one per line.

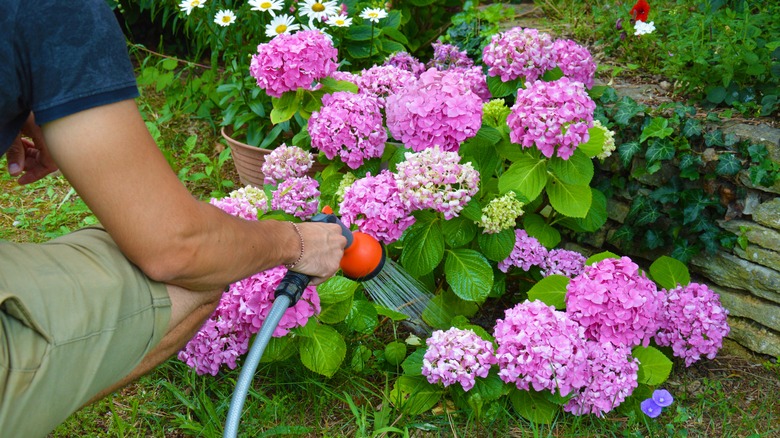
left=0, top=1, right=347, bottom=435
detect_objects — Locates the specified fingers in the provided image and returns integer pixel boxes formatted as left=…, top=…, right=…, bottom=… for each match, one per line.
left=6, top=136, right=26, bottom=176
left=293, top=222, right=347, bottom=281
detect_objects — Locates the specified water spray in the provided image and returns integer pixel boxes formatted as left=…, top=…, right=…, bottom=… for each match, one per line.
left=223, top=210, right=433, bottom=438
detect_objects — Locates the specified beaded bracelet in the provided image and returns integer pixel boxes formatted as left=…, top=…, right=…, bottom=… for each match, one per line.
left=285, top=222, right=304, bottom=270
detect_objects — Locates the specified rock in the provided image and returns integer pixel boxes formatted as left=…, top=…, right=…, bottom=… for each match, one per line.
left=726, top=317, right=780, bottom=358
left=722, top=122, right=780, bottom=163
left=738, top=171, right=780, bottom=195
left=712, top=284, right=780, bottom=333
left=718, top=219, right=780, bottom=252
left=741, top=191, right=762, bottom=215
left=734, top=244, right=780, bottom=272
left=752, top=198, right=780, bottom=230
left=606, top=198, right=629, bottom=223
left=690, top=251, right=780, bottom=305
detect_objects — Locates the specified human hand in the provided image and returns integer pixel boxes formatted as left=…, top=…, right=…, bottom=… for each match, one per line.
left=289, top=222, right=347, bottom=285
left=6, top=113, right=59, bottom=184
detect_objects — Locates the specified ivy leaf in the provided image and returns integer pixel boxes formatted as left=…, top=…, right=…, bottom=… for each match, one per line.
left=444, top=249, right=494, bottom=302
left=640, top=117, right=674, bottom=143
left=633, top=346, right=673, bottom=386
left=650, top=185, right=680, bottom=204
left=644, top=229, right=665, bottom=250
left=671, top=239, right=699, bottom=263
left=716, top=153, right=742, bottom=176
left=498, top=154, right=548, bottom=202
left=682, top=117, right=702, bottom=138
left=298, top=324, right=347, bottom=378
left=618, top=141, right=642, bottom=167
left=704, top=129, right=725, bottom=147
left=400, top=216, right=444, bottom=276
left=613, top=97, right=645, bottom=126
left=645, top=138, right=676, bottom=163
left=649, top=255, right=691, bottom=289
left=527, top=275, right=570, bottom=309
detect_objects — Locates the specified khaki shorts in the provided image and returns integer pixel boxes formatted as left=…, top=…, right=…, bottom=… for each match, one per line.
left=0, top=228, right=171, bottom=437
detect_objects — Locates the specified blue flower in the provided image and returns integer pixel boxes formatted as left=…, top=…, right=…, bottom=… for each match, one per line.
left=652, top=389, right=674, bottom=407
left=641, top=398, right=662, bottom=418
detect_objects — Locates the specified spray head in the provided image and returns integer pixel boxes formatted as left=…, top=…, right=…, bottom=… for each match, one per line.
left=312, top=207, right=386, bottom=282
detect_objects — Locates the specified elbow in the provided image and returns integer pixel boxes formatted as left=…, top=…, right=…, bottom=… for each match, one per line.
left=131, top=235, right=201, bottom=286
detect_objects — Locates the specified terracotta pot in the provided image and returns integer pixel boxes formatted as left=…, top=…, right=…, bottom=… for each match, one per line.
left=221, top=127, right=326, bottom=188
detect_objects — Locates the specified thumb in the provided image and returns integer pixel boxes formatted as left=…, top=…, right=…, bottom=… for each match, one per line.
left=6, top=136, right=25, bottom=176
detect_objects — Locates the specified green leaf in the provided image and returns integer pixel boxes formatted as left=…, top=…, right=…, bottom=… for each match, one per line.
left=259, top=336, right=297, bottom=363
left=577, top=126, right=606, bottom=158
left=389, top=376, right=442, bottom=415
left=317, top=276, right=358, bottom=304
left=547, top=150, right=594, bottom=186
left=645, top=138, right=676, bottom=163
left=682, top=118, right=702, bottom=138
left=381, top=27, right=409, bottom=44
left=270, top=91, right=300, bottom=124
left=318, top=297, right=353, bottom=324
left=477, top=228, right=516, bottom=262
left=498, top=154, right=548, bottom=202
left=640, top=117, right=674, bottom=143
left=345, top=300, right=379, bottom=334
left=298, top=324, right=347, bottom=377
left=351, top=345, right=372, bottom=373
left=614, top=97, right=645, bottom=126
left=441, top=216, right=478, bottom=248
left=344, top=41, right=372, bottom=59
left=444, top=249, right=494, bottom=302
left=527, top=275, right=570, bottom=309
left=716, top=154, right=742, bottom=176
left=565, top=188, right=607, bottom=233
left=509, top=389, right=559, bottom=424
left=401, top=349, right=425, bottom=376
left=345, top=24, right=377, bottom=41
left=384, top=341, right=407, bottom=366
left=400, top=217, right=444, bottom=276
left=649, top=255, right=691, bottom=289
left=706, top=86, right=727, bottom=104
left=618, top=141, right=642, bottom=167
left=523, top=214, right=561, bottom=248
left=585, top=251, right=620, bottom=265
left=487, top=75, right=523, bottom=98
left=546, top=176, right=592, bottom=218
left=633, top=346, right=673, bottom=386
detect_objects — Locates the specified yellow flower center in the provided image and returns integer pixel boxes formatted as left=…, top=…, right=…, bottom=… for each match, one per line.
left=335, top=18, right=345, bottom=25
left=368, top=12, right=378, bottom=17
left=221, top=16, right=232, bottom=23
left=312, top=2, right=325, bottom=12
left=260, top=1, right=271, bottom=8
left=192, top=0, right=201, bottom=6
left=275, top=24, right=288, bottom=33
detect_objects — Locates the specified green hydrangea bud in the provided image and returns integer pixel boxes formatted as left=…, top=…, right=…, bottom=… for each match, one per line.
left=482, top=99, right=511, bottom=128
left=335, top=172, right=357, bottom=203
left=476, top=191, right=525, bottom=234
left=230, top=185, right=269, bottom=213
left=593, top=119, right=616, bottom=160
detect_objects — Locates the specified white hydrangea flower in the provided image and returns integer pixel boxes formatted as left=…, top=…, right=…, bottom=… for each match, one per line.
left=634, top=20, right=656, bottom=36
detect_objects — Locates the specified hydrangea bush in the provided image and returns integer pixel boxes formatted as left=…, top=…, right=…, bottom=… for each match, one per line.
left=183, top=21, right=730, bottom=425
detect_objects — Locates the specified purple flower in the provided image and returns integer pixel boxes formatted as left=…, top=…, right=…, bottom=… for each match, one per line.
left=654, top=283, right=730, bottom=366
left=565, top=256, right=663, bottom=347
left=339, top=170, right=415, bottom=244
left=540, top=248, right=586, bottom=278
left=482, top=27, right=556, bottom=83
left=308, top=91, right=387, bottom=169
left=271, top=176, right=320, bottom=220
left=355, top=65, right=416, bottom=107
left=652, top=389, right=674, bottom=407
left=249, top=30, right=338, bottom=98
left=494, top=300, right=589, bottom=397
left=564, top=341, right=639, bottom=417
left=385, top=68, right=483, bottom=152
left=422, top=328, right=497, bottom=392
left=261, top=144, right=314, bottom=185
left=641, top=398, right=662, bottom=418
left=427, top=41, right=474, bottom=70
left=384, top=51, right=426, bottom=77
left=551, top=39, right=597, bottom=88
left=498, top=229, right=549, bottom=272
left=507, top=77, right=596, bottom=160
left=394, top=147, right=480, bottom=219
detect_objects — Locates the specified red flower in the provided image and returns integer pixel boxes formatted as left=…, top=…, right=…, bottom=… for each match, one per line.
left=630, top=0, right=650, bottom=22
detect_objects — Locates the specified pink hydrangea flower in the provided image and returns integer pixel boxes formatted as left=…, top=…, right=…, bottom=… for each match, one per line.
left=498, top=229, right=549, bottom=272
left=564, top=341, right=639, bottom=417
left=330, top=70, right=360, bottom=84
left=394, top=147, right=480, bottom=219
left=566, top=257, right=663, bottom=347
left=308, top=91, right=387, bottom=169
left=249, top=30, right=338, bottom=98
left=422, top=327, right=497, bottom=392
left=427, top=41, right=474, bottom=70
left=655, top=283, right=730, bottom=366
left=178, top=266, right=320, bottom=375
left=355, top=65, right=416, bottom=106
left=209, top=196, right=259, bottom=221
left=551, top=38, right=597, bottom=88
left=541, top=248, right=586, bottom=278
left=482, top=27, right=556, bottom=83
left=456, top=66, right=491, bottom=102
left=494, top=300, right=589, bottom=396
left=271, top=176, right=320, bottom=219
left=339, top=170, right=415, bottom=244
left=261, top=144, right=314, bottom=185
left=384, top=51, right=426, bottom=77
left=385, top=68, right=483, bottom=152
left=507, top=77, right=596, bottom=160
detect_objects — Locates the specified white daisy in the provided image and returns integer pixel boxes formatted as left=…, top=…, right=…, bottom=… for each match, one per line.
left=248, top=0, right=284, bottom=17
left=300, top=0, right=339, bottom=23
left=359, top=7, right=387, bottom=23
left=327, top=13, right=352, bottom=28
left=179, top=0, right=207, bottom=16
left=265, top=14, right=301, bottom=38
left=214, top=10, right=237, bottom=27
left=634, top=20, right=656, bottom=36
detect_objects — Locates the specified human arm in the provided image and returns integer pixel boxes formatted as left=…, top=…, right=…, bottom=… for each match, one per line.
left=41, top=99, right=345, bottom=290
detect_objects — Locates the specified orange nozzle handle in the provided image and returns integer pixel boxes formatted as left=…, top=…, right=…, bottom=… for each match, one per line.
left=340, top=232, right=386, bottom=281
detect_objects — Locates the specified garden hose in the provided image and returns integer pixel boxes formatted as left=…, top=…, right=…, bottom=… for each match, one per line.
left=223, top=211, right=386, bottom=438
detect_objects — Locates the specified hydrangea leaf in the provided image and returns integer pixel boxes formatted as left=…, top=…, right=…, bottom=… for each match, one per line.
left=649, top=255, right=691, bottom=289
left=401, top=348, right=425, bottom=376
left=389, top=376, right=442, bottom=415
left=585, top=251, right=620, bottom=265
left=345, top=299, right=379, bottom=334
left=318, top=298, right=353, bottom=324
left=527, top=274, right=570, bottom=309
left=472, top=370, right=507, bottom=402
left=444, top=249, right=494, bottom=302
left=576, top=126, right=606, bottom=158
left=477, top=228, right=515, bottom=262
left=548, top=150, right=594, bottom=186
left=270, top=91, right=300, bottom=124
left=351, top=345, right=372, bottom=373
left=632, top=346, right=673, bottom=386
left=509, top=388, right=558, bottom=424
left=498, top=154, right=548, bottom=202
left=259, top=336, right=297, bottom=364
left=317, top=275, right=359, bottom=304
left=442, top=216, right=478, bottom=248
left=400, top=218, right=444, bottom=277
left=487, top=75, right=523, bottom=98
left=298, top=324, right=347, bottom=378
left=384, top=341, right=407, bottom=366
left=423, top=291, right=479, bottom=330
left=523, top=213, right=561, bottom=248
left=559, top=188, right=607, bottom=233
left=546, top=176, right=592, bottom=218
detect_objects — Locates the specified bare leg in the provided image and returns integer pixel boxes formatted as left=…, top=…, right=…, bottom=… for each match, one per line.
left=84, top=285, right=223, bottom=405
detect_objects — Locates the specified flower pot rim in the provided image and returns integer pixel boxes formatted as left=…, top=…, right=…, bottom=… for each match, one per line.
left=221, top=126, right=271, bottom=152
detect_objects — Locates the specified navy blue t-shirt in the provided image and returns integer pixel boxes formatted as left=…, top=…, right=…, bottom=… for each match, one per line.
left=0, top=0, right=139, bottom=155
